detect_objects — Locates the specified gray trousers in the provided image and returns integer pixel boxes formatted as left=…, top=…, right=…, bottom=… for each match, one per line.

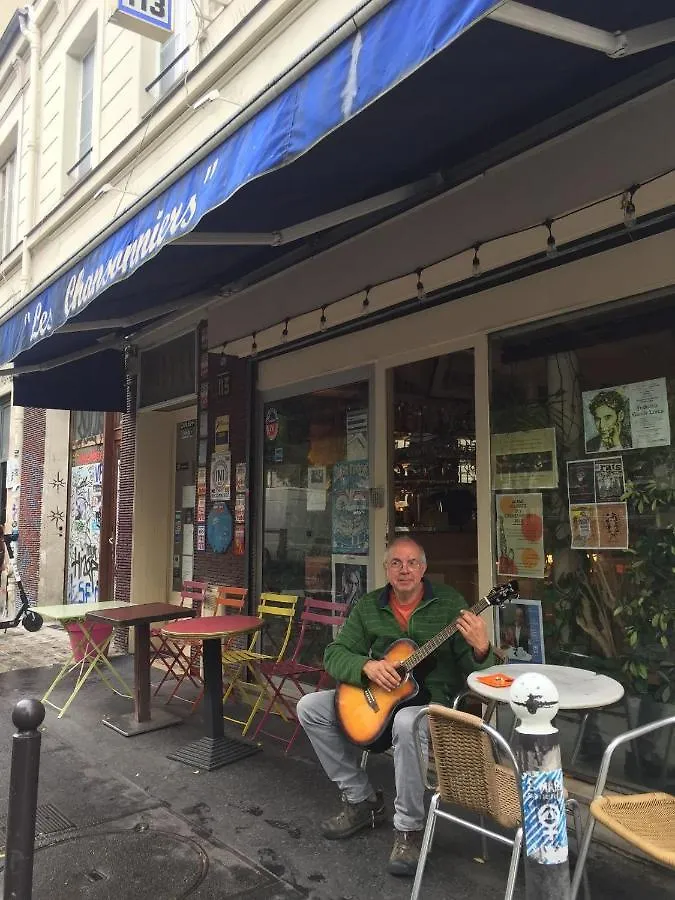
left=296, top=689, right=428, bottom=832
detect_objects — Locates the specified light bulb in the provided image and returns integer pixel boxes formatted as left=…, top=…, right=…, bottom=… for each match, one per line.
left=362, top=287, right=371, bottom=311
left=251, top=333, right=258, bottom=356
left=545, top=219, right=557, bottom=258
left=416, top=270, right=426, bottom=300
left=472, top=245, right=481, bottom=276
left=320, top=307, right=327, bottom=332
left=622, top=187, right=638, bottom=229
left=281, top=319, right=289, bottom=344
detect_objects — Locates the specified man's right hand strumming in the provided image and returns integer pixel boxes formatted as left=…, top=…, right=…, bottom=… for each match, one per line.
left=363, top=659, right=401, bottom=692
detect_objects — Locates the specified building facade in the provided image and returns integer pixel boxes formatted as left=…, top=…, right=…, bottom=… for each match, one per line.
left=0, top=0, right=674, bottom=795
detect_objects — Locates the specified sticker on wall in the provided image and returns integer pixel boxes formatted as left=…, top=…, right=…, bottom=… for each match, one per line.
left=199, top=383, right=209, bottom=410
left=179, top=420, right=196, bottom=440
left=214, top=415, right=230, bottom=449
left=210, top=452, right=231, bottom=501
left=235, top=463, right=247, bottom=493
left=307, top=465, right=327, bottom=511
left=199, top=411, right=208, bottom=439
left=198, top=439, right=207, bottom=467
left=196, top=496, right=206, bottom=523
left=235, top=493, right=246, bottom=524
left=216, top=371, right=230, bottom=397
left=197, top=467, right=207, bottom=496
left=265, top=407, right=280, bottom=441
left=234, top=525, right=245, bottom=556
left=174, top=512, right=182, bottom=537
left=196, top=526, right=206, bottom=552
left=207, top=503, right=233, bottom=553
left=200, top=352, right=209, bottom=379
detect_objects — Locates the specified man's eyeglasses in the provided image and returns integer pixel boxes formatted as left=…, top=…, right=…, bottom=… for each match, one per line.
left=387, top=558, right=422, bottom=571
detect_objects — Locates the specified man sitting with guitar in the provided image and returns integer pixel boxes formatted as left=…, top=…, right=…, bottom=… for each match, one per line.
left=297, top=537, right=495, bottom=878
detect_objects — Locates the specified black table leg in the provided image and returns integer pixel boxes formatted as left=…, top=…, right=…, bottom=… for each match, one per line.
left=202, top=637, right=224, bottom=739
left=166, top=634, right=261, bottom=771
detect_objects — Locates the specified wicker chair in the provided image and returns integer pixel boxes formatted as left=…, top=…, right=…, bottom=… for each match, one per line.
left=570, top=714, right=675, bottom=899
left=411, top=704, right=586, bottom=900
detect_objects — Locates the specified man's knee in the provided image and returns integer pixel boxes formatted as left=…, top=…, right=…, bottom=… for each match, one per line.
left=392, top=705, right=423, bottom=742
left=297, top=689, right=333, bottom=726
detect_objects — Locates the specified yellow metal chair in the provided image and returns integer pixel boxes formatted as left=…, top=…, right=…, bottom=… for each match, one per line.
left=221, top=592, right=299, bottom=735
left=571, top=715, right=675, bottom=899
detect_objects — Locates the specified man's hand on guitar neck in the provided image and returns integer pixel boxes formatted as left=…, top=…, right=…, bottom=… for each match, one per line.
left=456, top=609, right=490, bottom=660
left=363, top=658, right=402, bottom=692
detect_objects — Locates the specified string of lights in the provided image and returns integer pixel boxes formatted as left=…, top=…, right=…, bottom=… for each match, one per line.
left=242, top=172, right=672, bottom=355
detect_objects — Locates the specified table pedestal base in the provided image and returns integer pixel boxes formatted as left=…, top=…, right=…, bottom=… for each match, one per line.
left=167, top=736, right=261, bottom=771
left=102, top=708, right=183, bottom=737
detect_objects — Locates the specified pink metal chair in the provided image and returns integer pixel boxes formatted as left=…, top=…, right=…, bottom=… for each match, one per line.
left=253, top=597, right=349, bottom=752
left=150, top=580, right=207, bottom=700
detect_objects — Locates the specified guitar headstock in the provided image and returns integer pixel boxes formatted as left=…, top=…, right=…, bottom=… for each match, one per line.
left=486, top=580, right=519, bottom=608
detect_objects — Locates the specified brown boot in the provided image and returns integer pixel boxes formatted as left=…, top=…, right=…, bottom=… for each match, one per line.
left=320, top=791, right=385, bottom=840
left=388, top=828, right=423, bottom=876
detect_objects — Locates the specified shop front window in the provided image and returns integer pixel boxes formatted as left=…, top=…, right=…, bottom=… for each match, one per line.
left=261, top=382, right=370, bottom=665
left=490, top=297, right=675, bottom=791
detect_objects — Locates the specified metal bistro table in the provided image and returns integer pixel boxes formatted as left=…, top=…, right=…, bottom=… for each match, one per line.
left=467, top=663, right=626, bottom=758
left=162, top=615, right=263, bottom=771
left=39, top=601, right=134, bottom=719
left=87, top=602, right=196, bottom=737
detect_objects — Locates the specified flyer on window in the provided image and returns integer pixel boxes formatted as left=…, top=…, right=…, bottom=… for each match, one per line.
left=569, top=501, right=629, bottom=550
left=582, top=377, right=670, bottom=453
left=492, top=428, right=558, bottom=490
left=496, top=492, right=545, bottom=579
left=567, top=457, right=625, bottom=504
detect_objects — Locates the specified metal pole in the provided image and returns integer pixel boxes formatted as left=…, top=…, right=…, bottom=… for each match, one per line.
left=510, top=673, right=570, bottom=900
left=3, top=699, right=45, bottom=900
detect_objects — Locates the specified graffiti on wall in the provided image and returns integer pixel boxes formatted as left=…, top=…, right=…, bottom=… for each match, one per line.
left=67, top=447, right=103, bottom=604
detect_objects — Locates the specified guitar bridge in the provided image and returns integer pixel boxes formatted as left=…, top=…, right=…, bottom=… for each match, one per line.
left=364, top=687, right=379, bottom=712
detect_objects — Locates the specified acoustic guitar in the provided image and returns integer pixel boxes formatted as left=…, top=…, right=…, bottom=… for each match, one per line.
left=334, top=580, right=519, bottom=750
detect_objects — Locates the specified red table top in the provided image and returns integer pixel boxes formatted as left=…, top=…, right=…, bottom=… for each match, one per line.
left=86, top=603, right=196, bottom=625
left=161, top=614, right=262, bottom=640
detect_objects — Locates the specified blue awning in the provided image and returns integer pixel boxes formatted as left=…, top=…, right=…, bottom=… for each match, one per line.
left=4, top=0, right=675, bottom=410
left=0, top=0, right=497, bottom=368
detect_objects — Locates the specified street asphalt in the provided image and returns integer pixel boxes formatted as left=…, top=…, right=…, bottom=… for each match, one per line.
left=0, top=642, right=672, bottom=899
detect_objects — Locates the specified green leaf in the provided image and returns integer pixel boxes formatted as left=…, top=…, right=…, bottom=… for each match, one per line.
left=661, top=635, right=669, bottom=649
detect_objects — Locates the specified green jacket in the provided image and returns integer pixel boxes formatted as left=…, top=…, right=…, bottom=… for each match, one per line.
left=324, top=579, right=495, bottom=705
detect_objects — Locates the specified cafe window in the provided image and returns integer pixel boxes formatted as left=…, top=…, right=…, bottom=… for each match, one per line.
left=261, top=381, right=371, bottom=663
left=490, top=294, right=675, bottom=791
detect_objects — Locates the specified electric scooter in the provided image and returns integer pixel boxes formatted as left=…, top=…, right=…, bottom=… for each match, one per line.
left=0, top=534, right=43, bottom=633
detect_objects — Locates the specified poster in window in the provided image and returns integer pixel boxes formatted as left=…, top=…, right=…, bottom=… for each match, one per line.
left=497, top=598, right=545, bottom=664
left=496, top=493, right=545, bottom=579
left=492, top=428, right=558, bottom=490
left=582, top=378, right=670, bottom=453
left=569, top=504, right=600, bottom=549
left=568, top=457, right=625, bottom=505
left=332, top=554, right=368, bottom=618
left=597, top=502, right=629, bottom=550
left=210, top=452, right=231, bottom=501
left=332, top=461, right=369, bottom=554
left=307, top=465, right=327, bottom=511
left=346, top=408, right=368, bottom=461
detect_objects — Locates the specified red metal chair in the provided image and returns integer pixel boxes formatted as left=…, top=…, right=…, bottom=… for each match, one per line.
left=150, top=580, right=207, bottom=701
left=253, top=597, right=349, bottom=752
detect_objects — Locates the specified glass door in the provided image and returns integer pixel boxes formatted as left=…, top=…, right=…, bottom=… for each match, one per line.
left=391, top=349, right=478, bottom=604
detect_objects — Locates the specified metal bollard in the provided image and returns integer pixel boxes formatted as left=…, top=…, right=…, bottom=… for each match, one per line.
left=3, top=699, right=45, bottom=900
left=510, top=673, right=570, bottom=900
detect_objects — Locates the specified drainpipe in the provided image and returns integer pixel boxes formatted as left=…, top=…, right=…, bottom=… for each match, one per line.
left=17, top=3, right=40, bottom=296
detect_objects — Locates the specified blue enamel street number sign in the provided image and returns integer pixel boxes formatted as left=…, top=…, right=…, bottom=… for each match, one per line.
left=109, top=0, right=173, bottom=42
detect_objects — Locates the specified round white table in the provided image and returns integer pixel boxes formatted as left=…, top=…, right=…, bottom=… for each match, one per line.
left=468, top=663, right=624, bottom=710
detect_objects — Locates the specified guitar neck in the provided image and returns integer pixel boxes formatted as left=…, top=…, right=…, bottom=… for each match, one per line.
left=402, top=596, right=491, bottom=672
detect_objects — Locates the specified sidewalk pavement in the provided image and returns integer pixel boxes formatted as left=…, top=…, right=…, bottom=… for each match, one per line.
left=0, top=654, right=673, bottom=899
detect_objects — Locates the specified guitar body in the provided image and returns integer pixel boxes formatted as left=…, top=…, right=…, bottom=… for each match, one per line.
left=335, top=638, right=425, bottom=751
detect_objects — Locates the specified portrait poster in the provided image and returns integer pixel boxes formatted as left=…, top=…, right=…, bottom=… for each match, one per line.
left=332, top=554, right=368, bottom=620
left=210, top=452, right=231, bottom=501
left=332, top=461, right=369, bottom=554
left=307, top=465, right=327, bottom=511
left=582, top=377, right=670, bottom=453
left=346, top=408, right=368, bottom=461
left=567, top=457, right=625, bottom=504
left=496, top=493, right=545, bottom=579
left=492, top=428, right=558, bottom=490
left=497, top=598, right=545, bottom=664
